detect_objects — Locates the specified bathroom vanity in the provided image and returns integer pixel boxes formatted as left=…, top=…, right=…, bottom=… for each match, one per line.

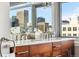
left=10, top=38, right=75, bottom=57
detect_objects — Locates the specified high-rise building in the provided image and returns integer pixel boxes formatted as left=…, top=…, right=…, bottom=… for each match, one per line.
left=17, top=10, right=28, bottom=33
left=37, top=17, right=45, bottom=23
left=12, top=16, right=19, bottom=27
left=37, top=22, right=49, bottom=32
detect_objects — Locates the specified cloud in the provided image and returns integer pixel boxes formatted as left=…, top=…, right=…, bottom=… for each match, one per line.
left=62, top=6, right=79, bottom=20
left=73, top=7, right=79, bottom=15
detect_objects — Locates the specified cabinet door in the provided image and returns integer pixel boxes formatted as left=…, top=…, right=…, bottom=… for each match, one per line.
left=61, top=40, right=74, bottom=57
left=15, top=46, right=29, bottom=57
left=52, top=42, right=62, bottom=57
left=30, top=43, right=52, bottom=57
left=39, top=43, right=52, bottom=57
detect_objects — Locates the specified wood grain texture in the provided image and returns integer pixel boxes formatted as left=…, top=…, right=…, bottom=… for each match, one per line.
left=12, top=40, right=74, bottom=57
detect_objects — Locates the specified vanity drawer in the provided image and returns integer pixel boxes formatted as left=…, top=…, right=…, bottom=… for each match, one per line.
left=15, top=46, right=29, bottom=57
left=15, top=52, right=29, bottom=57
left=16, top=46, right=29, bottom=52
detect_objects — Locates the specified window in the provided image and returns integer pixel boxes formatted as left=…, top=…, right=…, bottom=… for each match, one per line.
left=61, top=2, right=79, bottom=38
left=63, top=34, right=66, bottom=36
left=73, top=27, right=77, bottom=31
left=68, top=34, right=71, bottom=36
left=63, top=27, right=66, bottom=31
left=10, top=2, right=52, bottom=36
left=68, top=27, right=71, bottom=31
left=73, top=34, right=77, bottom=36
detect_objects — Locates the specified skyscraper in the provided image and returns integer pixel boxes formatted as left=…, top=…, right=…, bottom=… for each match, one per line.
left=17, top=10, right=28, bottom=33
left=12, top=16, right=19, bottom=27
left=37, top=17, right=45, bottom=23
left=37, top=22, right=49, bottom=32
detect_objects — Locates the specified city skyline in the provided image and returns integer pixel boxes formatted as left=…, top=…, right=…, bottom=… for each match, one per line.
left=10, top=5, right=52, bottom=25
left=10, top=2, right=79, bottom=24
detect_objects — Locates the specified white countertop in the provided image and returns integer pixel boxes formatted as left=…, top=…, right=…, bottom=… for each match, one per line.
left=14, top=38, right=75, bottom=46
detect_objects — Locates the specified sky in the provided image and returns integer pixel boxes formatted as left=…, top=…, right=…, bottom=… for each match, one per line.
left=10, top=5, right=52, bottom=25
left=10, top=2, right=79, bottom=24
left=62, top=2, right=79, bottom=20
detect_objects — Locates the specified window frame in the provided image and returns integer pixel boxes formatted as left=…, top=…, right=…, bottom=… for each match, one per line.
left=63, top=27, right=66, bottom=31
left=68, top=27, right=71, bottom=31
left=73, top=27, right=77, bottom=31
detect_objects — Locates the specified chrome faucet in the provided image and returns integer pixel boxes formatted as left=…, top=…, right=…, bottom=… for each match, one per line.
left=0, top=37, right=15, bottom=57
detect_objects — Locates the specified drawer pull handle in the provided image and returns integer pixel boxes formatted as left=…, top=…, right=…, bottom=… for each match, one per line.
left=17, top=51, right=29, bottom=54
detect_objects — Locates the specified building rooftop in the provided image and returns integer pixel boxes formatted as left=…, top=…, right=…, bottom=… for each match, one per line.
left=62, top=20, right=69, bottom=24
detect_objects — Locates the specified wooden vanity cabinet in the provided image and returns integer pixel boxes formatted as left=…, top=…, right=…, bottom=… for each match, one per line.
left=13, top=40, right=74, bottom=57
left=15, top=46, right=29, bottom=57
left=30, top=43, right=52, bottom=57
